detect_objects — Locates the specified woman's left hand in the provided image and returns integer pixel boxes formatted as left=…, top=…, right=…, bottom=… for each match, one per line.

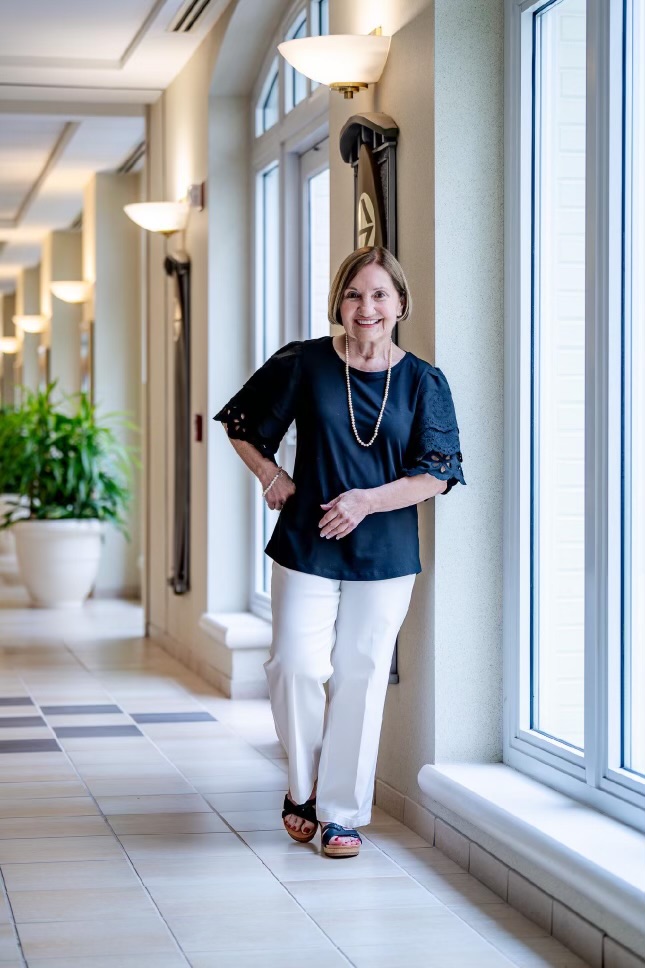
left=319, top=489, right=371, bottom=539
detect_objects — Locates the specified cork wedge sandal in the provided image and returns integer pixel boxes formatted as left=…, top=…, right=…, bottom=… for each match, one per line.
left=281, top=794, right=318, bottom=844
left=321, top=822, right=362, bottom=858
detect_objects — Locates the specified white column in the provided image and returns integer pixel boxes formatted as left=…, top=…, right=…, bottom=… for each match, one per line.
left=41, top=231, right=82, bottom=400
left=15, top=266, right=42, bottom=395
left=1, top=293, right=17, bottom=406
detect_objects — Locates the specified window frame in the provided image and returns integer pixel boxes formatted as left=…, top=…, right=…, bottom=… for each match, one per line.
left=504, top=0, right=645, bottom=829
left=249, top=1, right=329, bottom=621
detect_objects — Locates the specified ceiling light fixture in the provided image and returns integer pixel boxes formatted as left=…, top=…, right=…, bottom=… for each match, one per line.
left=278, top=28, right=391, bottom=99
left=12, top=315, right=48, bottom=334
left=0, top=337, right=19, bottom=354
left=50, top=281, right=93, bottom=304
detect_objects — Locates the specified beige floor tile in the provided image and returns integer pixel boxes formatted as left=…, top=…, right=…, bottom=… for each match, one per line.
left=203, top=790, right=285, bottom=812
left=17, top=914, right=180, bottom=959
left=10, top=886, right=158, bottom=922
left=147, top=878, right=295, bottom=916
left=217, top=809, right=285, bottom=831
left=314, top=903, right=484, bottom=947
left=68, top=749, right=172, bottom=766
left=106, top=811, right=229, bottom=834
left=119, top=832, right=249, bottom=859
left=0, top=814, right=110, bottom=839
left=132, top=853, right=271, bottom=886
left=3, top=859, right=141, bottom=892
left=27, top=952, right=188, bottom=968
left=284, top=875, right=442, bottom=912
left=363, top=827, right=431, bottom=850
left=166, top=910, right=327, bottom=953
left=0, top=764, right=79, bottom=783
left=0, top=834, right=123, bottom=864
left=27, top=956, right=188, bottom=968
left=85, top=776, right=196, bottom=796
left=0, top=727, right=54, bottom=739
left=381, top=845, right=464, bottom=874
left=0, top=924, right=22, bottom=964
left=0, top=796, right=99, bottom=818
left=259, top=848, right=404, bottom=882
left=490, top=936, right=592, bottom=967
left=45, top=715, right=134, bottom=727
left=188, top=949, right=347, bottom=968
left=97, top=794, right=212, bottom=816
left=191, top=775, right=287, bottom=794
left=411, top=870, right=506, bottom=905
left=0, top=780, right=89, bottom=799
left=341, top=942, right=514, bottom=967
left=71, top=763, right=181, bottom=778
left=450, top=900, right=550, bottom=939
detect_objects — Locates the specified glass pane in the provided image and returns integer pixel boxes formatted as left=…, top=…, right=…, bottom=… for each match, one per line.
left=292, top=19, right=307, bottom=107
left=308, top=167, right=330, bottom=339
left=623, top=0, right=645, bottom=777
left=315, top=0, right=329, bottom=35
left=260, top=164, right=280, bottom=594
left=262, top=71, right=279, bottom=132
left=531, top=0, right=586, bottom=749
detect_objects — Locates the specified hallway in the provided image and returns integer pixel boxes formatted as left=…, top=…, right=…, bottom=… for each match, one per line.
left=0, top=562, right=588, bottom=968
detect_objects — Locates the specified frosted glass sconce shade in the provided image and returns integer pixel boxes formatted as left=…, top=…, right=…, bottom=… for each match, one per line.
left=0, top=337, right=19, bottom=354
left=12, top=315, right=48, bottom=334
left=50, top=281, right=93, bottom=304
left=124, top=201, right=189, bottom=236
left=278, top=33, right=391, bottom=98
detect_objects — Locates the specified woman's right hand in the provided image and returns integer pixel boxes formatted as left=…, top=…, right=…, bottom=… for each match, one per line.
left=259, top=465, right=296, bottom=511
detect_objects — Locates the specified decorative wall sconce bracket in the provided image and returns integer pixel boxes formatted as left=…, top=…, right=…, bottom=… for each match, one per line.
left=339, top=113, right=399, bottom=255
left=164, top=253, right=191, bottom=596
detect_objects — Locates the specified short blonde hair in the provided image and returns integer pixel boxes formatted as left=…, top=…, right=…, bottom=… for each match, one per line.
left=328, top=246, right=413, bottom=327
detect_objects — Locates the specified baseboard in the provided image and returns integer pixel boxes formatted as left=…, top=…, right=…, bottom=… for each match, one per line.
left=373, top=779, right=645, bottom=968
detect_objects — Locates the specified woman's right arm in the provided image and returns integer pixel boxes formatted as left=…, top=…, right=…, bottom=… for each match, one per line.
left=226, top=435, right=296, bottom=511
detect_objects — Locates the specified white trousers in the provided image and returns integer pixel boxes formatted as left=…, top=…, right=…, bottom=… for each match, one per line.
left=265, top=562, right=415, bottom=828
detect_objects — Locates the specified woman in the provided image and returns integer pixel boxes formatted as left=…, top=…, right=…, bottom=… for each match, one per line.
left=214, top=246, right=465, bottom=858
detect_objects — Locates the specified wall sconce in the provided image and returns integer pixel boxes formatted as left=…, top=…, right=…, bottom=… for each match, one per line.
left=50, top=281, right=93, bottom=304
left=12, top=315, right=48, bottom=334
left=123, top=201, right=189, bottom=237
left=278, top=29, right=391, bottom=99
left=0, top=337, right=19, bottom=354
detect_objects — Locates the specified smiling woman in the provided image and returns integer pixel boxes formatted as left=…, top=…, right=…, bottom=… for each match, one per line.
left=213, top=244, right=465, bottom=857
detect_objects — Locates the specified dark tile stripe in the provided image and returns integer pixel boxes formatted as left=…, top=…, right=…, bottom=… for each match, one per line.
left=40, top=704, right=122, bottom=715
left=0, top=697, right=34, bottom=706
left=53, top=725, right=143, bottom=738
left=0, top=716, right=47, bottom=728
left=0, top=739, right=62, bottom=753
left=131, top=712, right=217, bottom=723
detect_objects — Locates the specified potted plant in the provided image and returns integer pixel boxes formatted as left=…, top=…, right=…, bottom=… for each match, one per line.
left=0, top=405, right=28, bottom=555
left=0, top=385, right=135, bottom=608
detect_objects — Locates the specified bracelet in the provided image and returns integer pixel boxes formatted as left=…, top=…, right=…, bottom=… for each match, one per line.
left=262, top=467, right=284, bottom=498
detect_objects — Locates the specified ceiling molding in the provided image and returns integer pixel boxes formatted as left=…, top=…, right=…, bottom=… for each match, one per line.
left=0, top=98, right=147, bottom=117
left=0, top=121, right=79, bottom=230
left=0, top=85, right=161, bottom=104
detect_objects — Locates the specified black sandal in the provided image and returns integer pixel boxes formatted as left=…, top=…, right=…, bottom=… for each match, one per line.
left=321, top=822, right=362, bottom=858
left=282, top=794, right=318, bottom=843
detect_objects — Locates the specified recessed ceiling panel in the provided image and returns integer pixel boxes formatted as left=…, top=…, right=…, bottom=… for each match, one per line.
left=0, top=118, right=65, bottom=220
left=0, top=0, right=158, bottom=62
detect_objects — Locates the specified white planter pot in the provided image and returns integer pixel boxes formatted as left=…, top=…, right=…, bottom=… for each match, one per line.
left=0, top=495, right=27, bottom=556
left=13, top=519, right=105, bottom=608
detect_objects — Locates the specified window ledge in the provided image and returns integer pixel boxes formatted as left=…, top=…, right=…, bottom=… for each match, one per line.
left=199, top=611, right=272, bottom=651
left=418, top=763, right=645, bottom=944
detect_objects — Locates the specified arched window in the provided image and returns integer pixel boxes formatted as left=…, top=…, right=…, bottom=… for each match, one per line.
left=250, top=2, right=330, bottom=616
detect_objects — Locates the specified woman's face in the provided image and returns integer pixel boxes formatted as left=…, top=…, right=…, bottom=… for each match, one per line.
left=339, top=263, right=404, bottom=344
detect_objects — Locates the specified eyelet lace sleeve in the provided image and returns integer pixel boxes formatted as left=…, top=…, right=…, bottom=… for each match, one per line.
left=213, top=341, right=303, bottom=460
left=403, top=366, right=466, bottom=495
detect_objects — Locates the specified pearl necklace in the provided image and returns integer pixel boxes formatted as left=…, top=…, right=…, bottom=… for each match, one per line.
left=345, top=331, right=393, bottom=448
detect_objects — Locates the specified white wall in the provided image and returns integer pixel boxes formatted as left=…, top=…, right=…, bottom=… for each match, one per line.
left=15, top=266, right=41, bottom=395
left=329, top=0, right=505, bottom=801
left=83, top=173, right=143, bottom=597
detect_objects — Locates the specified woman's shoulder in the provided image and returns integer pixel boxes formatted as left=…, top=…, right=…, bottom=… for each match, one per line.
left=272, top=336, right=330, bottom=360
left=400, top=350, right=448, bottom=384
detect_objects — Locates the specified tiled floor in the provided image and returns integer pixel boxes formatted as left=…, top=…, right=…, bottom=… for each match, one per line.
left=0, top=560, right=590, bottom=967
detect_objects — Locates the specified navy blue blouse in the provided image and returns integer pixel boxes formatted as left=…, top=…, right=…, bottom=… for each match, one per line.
left=214, top=336, right=465, bottom=581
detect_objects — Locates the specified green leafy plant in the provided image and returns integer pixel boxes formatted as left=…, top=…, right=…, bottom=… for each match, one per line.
left=0, top=385, right=137, bottom=537
left=0, top=405, right=25, bottom=495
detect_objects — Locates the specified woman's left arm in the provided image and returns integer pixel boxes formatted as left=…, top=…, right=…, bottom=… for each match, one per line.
left=319, top=476, right=446, bottom=540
